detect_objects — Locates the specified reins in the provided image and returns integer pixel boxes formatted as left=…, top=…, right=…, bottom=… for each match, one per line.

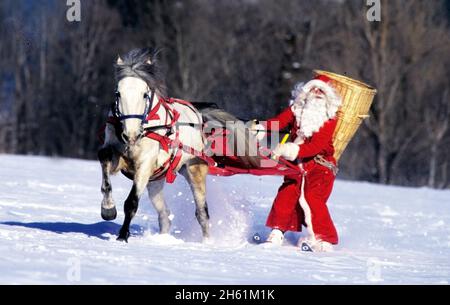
left=108, top=96, right=315, bottom=182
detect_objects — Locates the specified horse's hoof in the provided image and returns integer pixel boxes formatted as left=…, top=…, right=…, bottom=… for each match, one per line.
left=116, top=236, right=128, bottom=243
left=202, top=237, right=213, bottom=245
left=117, top=231, right=130, bottom=243
left=101, top=206, right=117, bottom=221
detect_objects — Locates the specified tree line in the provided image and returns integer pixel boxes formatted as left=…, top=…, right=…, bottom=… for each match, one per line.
left=0, top=0, right=449, bottom=188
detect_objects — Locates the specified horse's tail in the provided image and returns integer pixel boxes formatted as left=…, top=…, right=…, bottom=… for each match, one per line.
left=200, top=107, right=262, bottom=169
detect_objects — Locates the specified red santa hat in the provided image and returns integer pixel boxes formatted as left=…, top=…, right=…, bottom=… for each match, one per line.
left=314, top=74, right=332, bottom=84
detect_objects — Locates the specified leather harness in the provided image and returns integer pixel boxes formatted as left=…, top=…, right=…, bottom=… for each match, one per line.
left=107, top=97, right=216, bottom=183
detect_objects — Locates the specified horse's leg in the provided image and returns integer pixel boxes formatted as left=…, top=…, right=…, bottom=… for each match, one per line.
left=117, top=157, right=153, bottom=242
left=182, top=159, right=210, bottom=241
left=98, top=146, right=118, bottom=221
left=147, top=179, right=171, bottom=234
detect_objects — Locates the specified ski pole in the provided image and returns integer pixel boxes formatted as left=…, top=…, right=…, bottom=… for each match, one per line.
left=280, top=133, right=289, bottom=144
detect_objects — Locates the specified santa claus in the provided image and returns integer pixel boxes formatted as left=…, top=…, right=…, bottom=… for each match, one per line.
left=257, top=74, right=342, bottom=252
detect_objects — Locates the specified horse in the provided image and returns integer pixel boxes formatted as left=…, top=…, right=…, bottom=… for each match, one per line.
left=98, top=48, right=261, bottom=242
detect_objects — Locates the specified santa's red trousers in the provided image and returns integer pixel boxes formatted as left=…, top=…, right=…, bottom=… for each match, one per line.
left=266, top=166, right=338, bottom=244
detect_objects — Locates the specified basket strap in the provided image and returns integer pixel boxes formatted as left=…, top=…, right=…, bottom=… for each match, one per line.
left=314, top=155, right=339, bottom=176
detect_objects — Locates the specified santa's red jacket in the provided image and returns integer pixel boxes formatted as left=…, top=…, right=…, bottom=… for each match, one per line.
left=264, top=107, right=339, bottom=244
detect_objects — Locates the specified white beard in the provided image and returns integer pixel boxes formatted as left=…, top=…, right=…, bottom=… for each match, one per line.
left=291, top=94, right=331, bottom=142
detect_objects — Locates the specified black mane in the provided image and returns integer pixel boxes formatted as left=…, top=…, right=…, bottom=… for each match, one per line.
left=115, top=48, right=167, bottom=97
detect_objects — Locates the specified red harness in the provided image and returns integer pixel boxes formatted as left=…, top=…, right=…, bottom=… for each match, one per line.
left=106, top=97, right=216, bottom=184
left=101, top=97, right=304, bottom=183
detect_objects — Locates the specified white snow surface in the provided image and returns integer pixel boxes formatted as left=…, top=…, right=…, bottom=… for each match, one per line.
left=0, top=155, right=449, bottom=284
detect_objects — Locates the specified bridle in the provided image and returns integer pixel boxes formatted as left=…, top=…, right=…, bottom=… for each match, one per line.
left=112, top=87, right=187, bottom=146
left=113, top=88, right=156, bottom=123
left=112, top=87, right=158, bottom=143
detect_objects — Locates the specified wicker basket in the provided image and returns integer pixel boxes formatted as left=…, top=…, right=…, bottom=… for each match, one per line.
left=314, top=70, right=377, bottom=161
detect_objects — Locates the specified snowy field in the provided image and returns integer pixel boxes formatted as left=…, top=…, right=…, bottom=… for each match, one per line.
left=0, top=154, right=449, bottom=284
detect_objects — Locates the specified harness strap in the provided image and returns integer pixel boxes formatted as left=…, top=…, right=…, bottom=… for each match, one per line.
left=181, top=145, right=217, bottom=167
left=145, top=100, right=161, bottom=122
left=165, top=132, right=183, bottom=184
left=143, top=98, right=196, bottom=183
left=163, top=129, right=218, bottom=183
left=151, top=158, right=172, bottom=181
left=258, top=146, right=306, bottom=176
left=146, top=132, right=171, bottom=152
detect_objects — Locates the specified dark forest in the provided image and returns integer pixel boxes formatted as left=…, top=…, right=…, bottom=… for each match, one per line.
left=1, top=0, right=449, bottom=188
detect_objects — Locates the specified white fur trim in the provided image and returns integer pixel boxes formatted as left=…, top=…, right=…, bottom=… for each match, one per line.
left=298, top=174, right=316, bottom=241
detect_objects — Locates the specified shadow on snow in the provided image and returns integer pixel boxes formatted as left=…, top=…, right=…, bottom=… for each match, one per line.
left=0, top=221, right=144, bottom=240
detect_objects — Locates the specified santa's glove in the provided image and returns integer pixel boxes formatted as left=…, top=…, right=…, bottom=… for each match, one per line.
left=272, top=143, right=299, bottom=161
left=248, top=119, right=266, bottom=141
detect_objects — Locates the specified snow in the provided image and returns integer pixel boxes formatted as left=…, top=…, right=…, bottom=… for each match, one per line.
left=0, top=154, right=449, bottom=284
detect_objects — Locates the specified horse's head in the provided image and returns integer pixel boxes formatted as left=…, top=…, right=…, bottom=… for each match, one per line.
left=114, top=48, right=166, bottom=145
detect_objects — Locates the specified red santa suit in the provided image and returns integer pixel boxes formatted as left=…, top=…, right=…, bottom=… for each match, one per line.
left=263, top=75, right=341, bottom=245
